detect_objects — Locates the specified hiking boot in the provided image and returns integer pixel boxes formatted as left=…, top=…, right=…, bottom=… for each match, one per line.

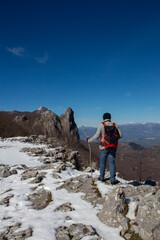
left=98, top=177, right=106, bottom=182
left=110, top=180, right=120, bottom=185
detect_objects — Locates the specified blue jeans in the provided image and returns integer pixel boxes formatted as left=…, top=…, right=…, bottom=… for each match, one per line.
left=99, top=148, right=116, bottom=182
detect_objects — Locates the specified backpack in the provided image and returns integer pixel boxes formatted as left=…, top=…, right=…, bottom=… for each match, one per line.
left=101, top=122, right=120, bottom=149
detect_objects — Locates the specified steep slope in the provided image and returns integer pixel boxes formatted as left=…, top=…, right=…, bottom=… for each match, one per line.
left=80, top=140, right=160, bottom=181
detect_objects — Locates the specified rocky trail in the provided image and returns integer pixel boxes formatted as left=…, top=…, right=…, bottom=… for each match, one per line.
left=0, top=136, right=160, bottom=240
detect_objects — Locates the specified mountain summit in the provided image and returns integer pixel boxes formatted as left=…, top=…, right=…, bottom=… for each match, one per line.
left=34, top=106, right=51, bottom=114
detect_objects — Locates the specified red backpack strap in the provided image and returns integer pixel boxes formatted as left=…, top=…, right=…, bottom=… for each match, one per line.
left=102, top=121, right=114, bottom=126
left=101, top=121, right=107, bottom=126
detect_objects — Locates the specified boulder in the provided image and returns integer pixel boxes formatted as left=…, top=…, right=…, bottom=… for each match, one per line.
left=29, top=188, right=52, bottom=210
left=123, top=185, right=160, bottom=240
left=1, top=168, right=11, bottom=178
left=54, top=202, right=75, bottom=212
left=98, top=187, right=129, bottom=229
left=21, top=169, right=38, bottom=180
left=30, top=172, right=46, bottom=183
left=0, top=166, right=18, bottom=178
left=0, top=223, right=32, bottom=240
left=129, top=187, right=160, bottom=240
left=0, top=194, right=14, bottom=206
left=56, top=224, right=101, bottom=240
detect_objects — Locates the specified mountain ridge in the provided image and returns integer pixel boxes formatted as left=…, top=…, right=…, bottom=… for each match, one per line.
left=0, top=107, right=79, bottom=144
left=0, top=107, right=159, bottom=181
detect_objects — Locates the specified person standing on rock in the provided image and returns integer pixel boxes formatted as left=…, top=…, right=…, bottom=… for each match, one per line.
left=88, top=113, right=122, bottom=184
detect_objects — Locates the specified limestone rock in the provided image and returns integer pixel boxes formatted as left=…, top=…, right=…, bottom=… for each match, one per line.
left=98, top=187, right=128, bottom=228
left=29, top=188, right=52, bottom=210
left=130, top=187, right=160, bottom=240
left=0, top=166, right=18, bottom=178
left=30, top=172, right=46, bottom=184
left=52, top=172, right=61, bottom=179
left=21, top=169, right=38, bottom=180
left=54, top=202, right=75, bottom=212
left=9, top=169, right=18, bottom=175
left=34, top=106, right=51, bottom=114
left=83, top=166, right=95, bottom=173
left=21, top=147, right=47, bottom=156
left=124, top=233, right=132, bottom=240
left=123, top=185, right=160, bottom=240
left=33, top=111, right=62, bottom=137
left=67, top=150, right=78, bottom=160
left=0, top=223, right=32, bottom=240
left=60, top=107, right=79, bottom=143
left=15, top=115, right=28, bottom=122
left=56, top=224, right=101, bottom=240
left=153, top=225, right=160, bottom=240
left=56, top=152, right=66, bottom=159
left=1, top=168, right=11, bottom=178
left=0, top=194, right=14, bottom=206
left=57, top=175, right=104, bottom=207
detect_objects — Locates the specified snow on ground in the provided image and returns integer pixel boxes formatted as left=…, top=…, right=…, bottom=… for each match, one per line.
left=0, top=138, right=46, bottom=166
left=0, top=138, right=125, bottom=240
left=126, top=201, right=138, bottom=220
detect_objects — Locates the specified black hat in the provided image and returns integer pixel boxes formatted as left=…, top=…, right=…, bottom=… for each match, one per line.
left=103, top=112, right=111, bottom=120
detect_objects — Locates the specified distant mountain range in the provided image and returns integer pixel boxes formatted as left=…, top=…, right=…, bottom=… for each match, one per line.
left=79, top=122, right=160, bottom=147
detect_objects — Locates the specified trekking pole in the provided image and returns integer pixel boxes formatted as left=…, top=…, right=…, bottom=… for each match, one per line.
left=82, top=125, right=94, bottom=184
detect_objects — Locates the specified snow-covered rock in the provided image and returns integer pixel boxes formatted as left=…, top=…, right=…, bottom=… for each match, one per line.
left=0, top=137, right=159, bottom=240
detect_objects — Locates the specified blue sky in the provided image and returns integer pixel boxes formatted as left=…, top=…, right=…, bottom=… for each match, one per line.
left=0, top=0, right=160, bottom=127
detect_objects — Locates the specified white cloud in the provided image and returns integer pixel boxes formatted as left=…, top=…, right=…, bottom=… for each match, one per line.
left=35, top=52, right=48, bottom=64
left=7, top=47, right=25, bottom=56
left=7, top=47, right=48, bottom=64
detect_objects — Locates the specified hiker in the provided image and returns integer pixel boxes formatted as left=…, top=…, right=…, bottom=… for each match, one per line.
left=88, top=112, right=122, bottom=184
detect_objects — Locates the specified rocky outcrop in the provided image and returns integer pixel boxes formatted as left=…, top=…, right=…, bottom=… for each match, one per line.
left=57, top=174, right=104, bottom=207
left=98, top=187, right=128, bottom=229
left=56, top=224, right=101, bottom=240
left=1, top=137, right=160, bottom=240
left=0, top=165, right=18, bottom=178
left=14, top=115, right=28, bottom=122
left=96, top=184, right=160, bottom=240
left=0, top=223, right=32, bottom=240
left=54, top=202, right=75, bottom=212
left=0, top=107, right=79, bottom=144
left=58, top=173, right=160, bottom=240
left=60, top=107, right=79, bottom=143
left=33, top=111, right=62, bottom=137
left=33, top=106, right=51, bottom=114
left=29, top=188, right=52, bottom=210
left=124, top=185, right=160, bottom=240
left=0, top=194, right=14, bottom=206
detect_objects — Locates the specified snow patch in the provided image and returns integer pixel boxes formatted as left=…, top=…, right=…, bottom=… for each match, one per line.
left=0, top=138, right=124, bottom=240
